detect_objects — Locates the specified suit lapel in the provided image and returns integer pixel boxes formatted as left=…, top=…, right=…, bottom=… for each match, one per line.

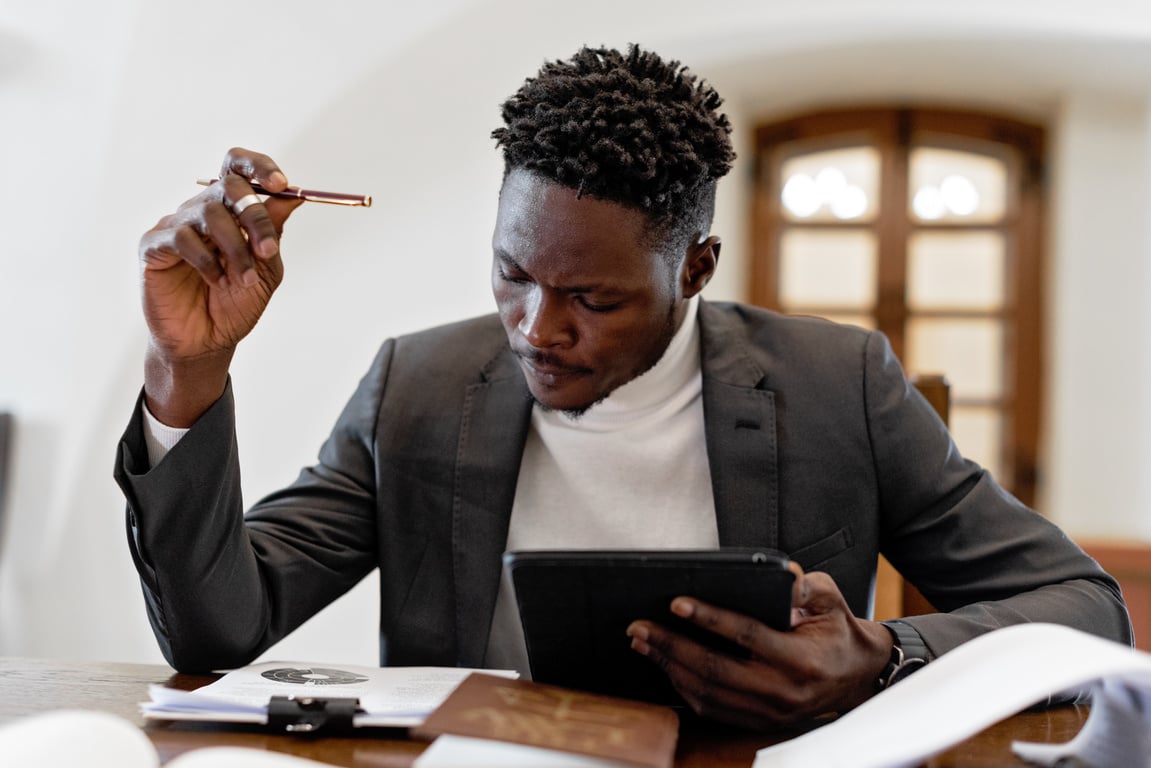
left=699, top=302, right=781, bottom=549
left=452, top=347, right=532, bottom=667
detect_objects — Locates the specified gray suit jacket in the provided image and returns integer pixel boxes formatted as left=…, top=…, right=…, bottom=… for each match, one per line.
left=115, top=301, right=1131, bottom=672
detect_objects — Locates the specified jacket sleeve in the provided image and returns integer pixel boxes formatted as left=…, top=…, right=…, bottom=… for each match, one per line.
left=114, top=345, right=392, bottom=672
left=862, top=331, right=1133, bottom=656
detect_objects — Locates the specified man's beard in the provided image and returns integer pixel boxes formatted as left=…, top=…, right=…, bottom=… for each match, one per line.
left=532, top=393, right=605, bottom=421
left=529, top=302, right=679, bottom=420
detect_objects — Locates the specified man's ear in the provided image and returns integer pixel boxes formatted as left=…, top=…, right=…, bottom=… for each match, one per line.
left=681, top=236, right=721, bottom=298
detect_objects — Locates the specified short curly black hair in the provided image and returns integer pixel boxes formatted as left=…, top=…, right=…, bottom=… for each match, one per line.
left=492, top=44, right=736, bottom=252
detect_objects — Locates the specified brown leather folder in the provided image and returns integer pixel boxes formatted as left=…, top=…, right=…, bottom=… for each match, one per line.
left=416, top=672, right=680, bottom=768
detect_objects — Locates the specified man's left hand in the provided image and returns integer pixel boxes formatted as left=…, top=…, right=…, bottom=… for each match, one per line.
left=626, top=563, right=893, bottom=730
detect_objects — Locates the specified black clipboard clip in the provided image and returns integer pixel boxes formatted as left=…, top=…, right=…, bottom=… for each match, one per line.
left=267, top=695, right=361, bottom=734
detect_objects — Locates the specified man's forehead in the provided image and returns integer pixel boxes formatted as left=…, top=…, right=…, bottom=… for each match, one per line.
left=495, top=170, right=648, bottom=243
left=493, top=178, right=669, bottom=288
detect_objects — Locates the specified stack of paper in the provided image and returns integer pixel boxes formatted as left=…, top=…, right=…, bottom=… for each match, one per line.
left=142, top=662, right=517, bottom=728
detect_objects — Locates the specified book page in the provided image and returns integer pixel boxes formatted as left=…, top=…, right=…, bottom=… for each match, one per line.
left=1, top=710, right=159, bottom=768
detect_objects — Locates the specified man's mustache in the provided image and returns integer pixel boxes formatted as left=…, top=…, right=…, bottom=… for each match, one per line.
left=514, top=349, right=591, bottom=374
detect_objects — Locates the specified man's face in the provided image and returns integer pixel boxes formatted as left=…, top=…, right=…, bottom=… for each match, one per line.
left=492, top=169, right=687, bottom=415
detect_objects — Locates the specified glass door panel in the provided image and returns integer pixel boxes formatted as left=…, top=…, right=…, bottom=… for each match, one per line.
left=907, top=232, right=1005, bottom=312
left=909, top=147, right=1008, bottom=224
left=780, top=147, right=881, bottom=223
left=950, top=406, right=1004, bottom=480
left=905, top=318, right=1005, bottom=401
left=779, top=229, right=877, bottom=312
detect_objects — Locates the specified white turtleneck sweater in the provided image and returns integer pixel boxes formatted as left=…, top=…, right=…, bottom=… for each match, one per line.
left=484, top=295, right=718, bottom=674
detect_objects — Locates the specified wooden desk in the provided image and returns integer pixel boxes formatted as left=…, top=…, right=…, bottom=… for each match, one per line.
left=0, top=657, right=1088, bottom=767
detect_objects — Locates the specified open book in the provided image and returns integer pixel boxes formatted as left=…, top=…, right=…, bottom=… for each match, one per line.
left=754, top=623, right=1151, bottom=768
left=3, top=709, right=338, bottom=768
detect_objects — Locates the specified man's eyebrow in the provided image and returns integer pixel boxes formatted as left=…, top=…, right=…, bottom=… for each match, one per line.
left=563, top=281, right=621, bottom=295
left=493, top=250, right=520, bottom=269
left=493, top=250, right=623, bottom=295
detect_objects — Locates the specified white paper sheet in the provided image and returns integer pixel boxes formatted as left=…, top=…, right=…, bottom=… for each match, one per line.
left=414, top=734, right=631, bottom=768
left=2, top=709, right=160, bottom=768
left=141, top=662, right=518, bottom=728
left=753, top=623, right=1151, bottom=768
left=1, top=710, right=353, bottom=768
left=166, top=746, right=342, bottom=768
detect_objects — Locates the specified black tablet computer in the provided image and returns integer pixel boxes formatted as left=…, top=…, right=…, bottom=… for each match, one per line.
left=503, top=548, right=794, bottom=706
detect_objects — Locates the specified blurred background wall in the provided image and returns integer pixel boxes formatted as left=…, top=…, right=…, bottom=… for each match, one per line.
left=2, top=0, right=1150, bottom=666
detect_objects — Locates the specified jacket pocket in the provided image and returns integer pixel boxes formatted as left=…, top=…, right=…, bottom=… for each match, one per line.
left=789, top=526, right=854, bottom=571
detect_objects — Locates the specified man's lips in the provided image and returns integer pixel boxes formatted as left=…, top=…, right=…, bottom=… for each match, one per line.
left=515, top=352, right=591, bottom=379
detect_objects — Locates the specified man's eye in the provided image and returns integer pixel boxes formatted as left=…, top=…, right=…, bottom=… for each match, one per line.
left=499, top=268, right=528, bottom=283
left=579, top=297, right=621, bottom=313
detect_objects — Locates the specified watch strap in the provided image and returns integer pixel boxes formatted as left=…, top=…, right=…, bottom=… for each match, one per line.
left=877, top=620, right=930, bottom=689
left=882, top=620, right=929, bottom=661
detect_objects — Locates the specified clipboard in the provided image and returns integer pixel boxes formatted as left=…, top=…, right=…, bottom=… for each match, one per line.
left=504, top=548, right=794, bottom=706
left=141, top=663, right=520, bottom=730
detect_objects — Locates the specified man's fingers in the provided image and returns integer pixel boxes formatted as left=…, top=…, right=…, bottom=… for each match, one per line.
left=140, top=225, right=224, bottom=285
left=193, top=192, right=256, bottom=286
left=657, top=654, right=789, bottom=727
left=141, top=154, right=300, bottom=292
left=219, top=174, right=282, bottom=267
left=627, top=620, right=806, bottom=725
left=793, top=571, right=849, bottom=617
left=788, top=560, right=807, bottom=616
left=630, top=567, right=890, bottom=729
left=629, top=619, right=784, bottom=694
left=217, top=174, right=305, bottom=261
left=215, top=148, right=294, bottom=266
left=169, top=226, right=224, bottom=284
left=220, top=147, right=289, bottom=193
left=670, top=597, right=798, bottom=664
left=264, top=196, right=306, bottom=235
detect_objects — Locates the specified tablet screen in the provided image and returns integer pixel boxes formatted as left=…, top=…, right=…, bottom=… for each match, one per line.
left=504, top=548, right=794, bottom=706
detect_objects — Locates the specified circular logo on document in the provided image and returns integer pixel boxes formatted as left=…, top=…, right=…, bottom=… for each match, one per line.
left=260, top=667, right=369, bottom=686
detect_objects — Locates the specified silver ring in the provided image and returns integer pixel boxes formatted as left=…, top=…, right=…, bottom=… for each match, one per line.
left=230, top=193, right=262, bottom=216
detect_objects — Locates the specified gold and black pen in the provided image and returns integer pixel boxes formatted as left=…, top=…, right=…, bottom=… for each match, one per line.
left=196, top=178, right=372, bottom=207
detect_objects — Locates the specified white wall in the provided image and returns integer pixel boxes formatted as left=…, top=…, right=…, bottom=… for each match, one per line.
left=2, top=0, right=1151, bottom=665
left=1043, top=93, right=1151, bottom=538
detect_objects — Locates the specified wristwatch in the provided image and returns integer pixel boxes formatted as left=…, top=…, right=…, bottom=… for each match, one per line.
left=877, top=620, right=929, bottom=690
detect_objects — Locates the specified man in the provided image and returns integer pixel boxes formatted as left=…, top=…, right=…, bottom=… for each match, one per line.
left=116, top=45, right=1131, bottom=730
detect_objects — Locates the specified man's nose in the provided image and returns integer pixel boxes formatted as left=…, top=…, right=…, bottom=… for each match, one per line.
left=518, top=288, right=575, bottom=348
